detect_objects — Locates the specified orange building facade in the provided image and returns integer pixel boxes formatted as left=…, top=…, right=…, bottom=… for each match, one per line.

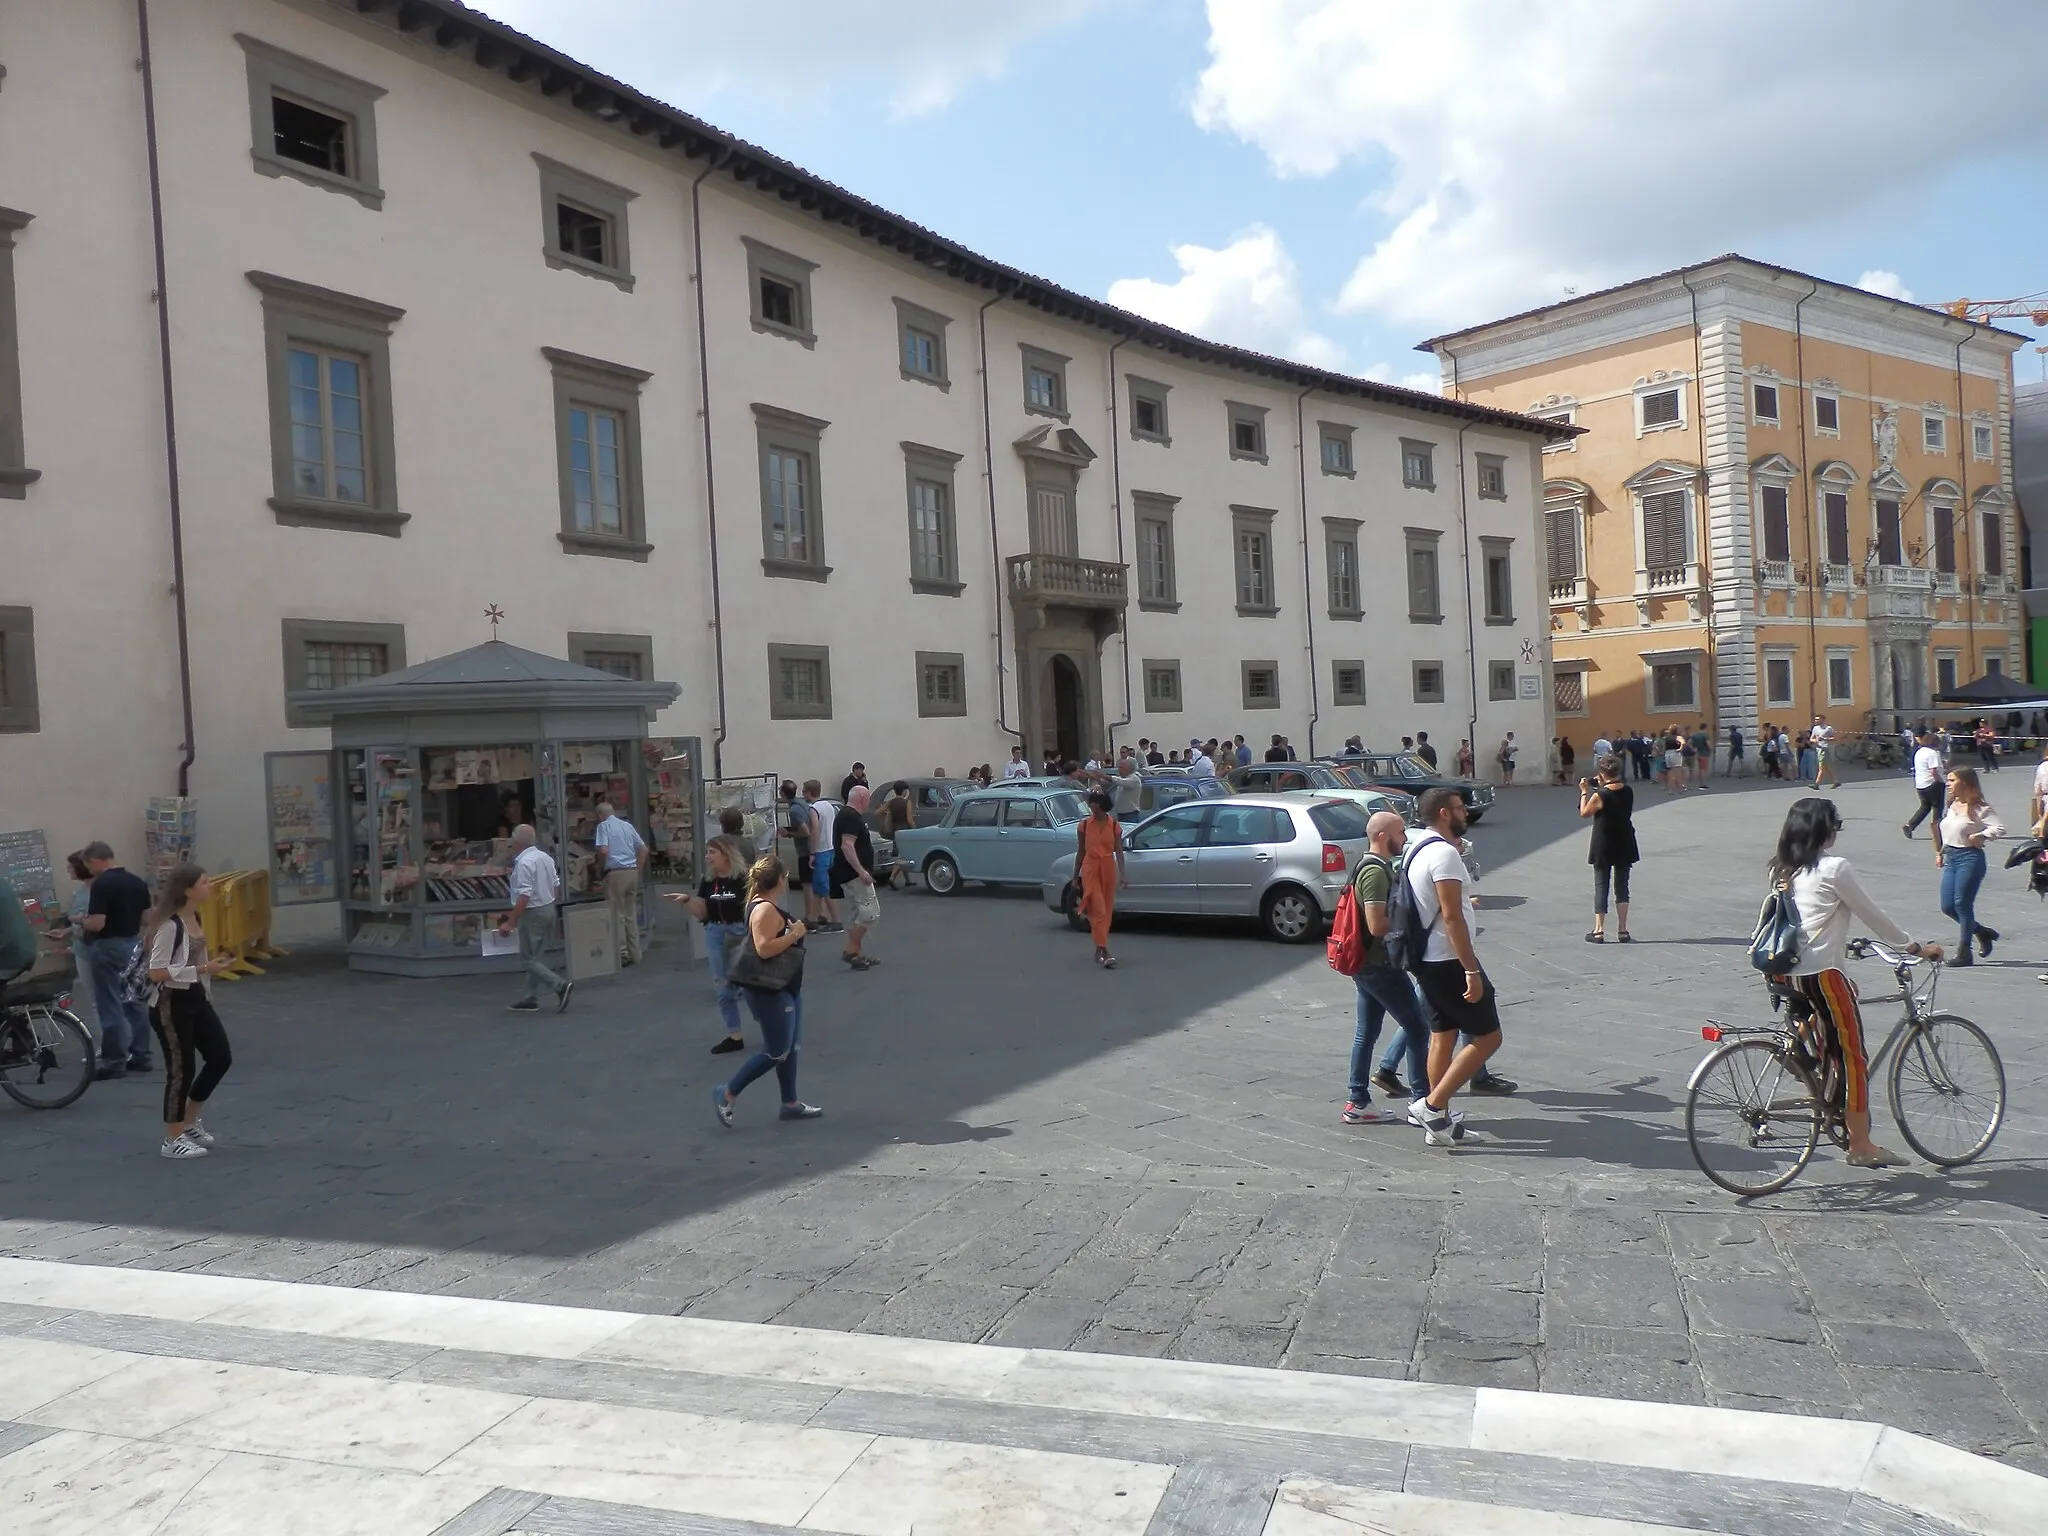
left=1423, top=259, right=2025, bottom=751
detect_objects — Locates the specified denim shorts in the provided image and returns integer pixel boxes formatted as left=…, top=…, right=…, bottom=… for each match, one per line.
left=810, top=857, right=833, bottom=897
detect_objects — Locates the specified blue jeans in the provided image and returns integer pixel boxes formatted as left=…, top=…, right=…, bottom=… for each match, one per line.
left=87, top=938, right=152, bottom=1069
left=1939, top=846, right=1988, bottom=953
left=1359, top=967, right=1429, bottom=1098
left=703, top=921, right=744, bottom=1037
left=728, top=986, right=803, bottom=1104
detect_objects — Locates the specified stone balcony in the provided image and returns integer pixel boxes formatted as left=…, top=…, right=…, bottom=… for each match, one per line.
left=1932, top=570, right=1961, bottom=596
left=1006, top=553, right=1127, bottom=610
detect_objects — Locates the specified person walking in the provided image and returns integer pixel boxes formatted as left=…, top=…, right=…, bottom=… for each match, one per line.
left=1415, top=731, right=1438, bottom=768
left=591, top=801, right=649, bottom=968
left=668, top=835, right=748, bottom=1053
left=1662, top=731, right=1686, bottom=794
left=1691, top=721, right=1714, bottom=787
left=2032, top=741, right=2048, bottom=829
left=1346, top=811, right=1433, bottom=1124
left=1073, top=789, right=1127, bottom=969
left=782, top=780, right=816, bottom=923
left=1811, top=716, right=1838, bottom=788
left=1903, top=729, right=1946, bottom=839
left=806, top=787, right=841, bottom=932
left=834, top=785, right=881, bottom=971
left=1404, top=789, right=1504, bottom=1146
left=1726, top=725, right=1745, bottom=777
left=1558, top=737, right=1576, bottom=785
left=79, top=842, right=154, bottom=1079
left=1795, top=731, right=1817, bottom=784
left=142, top=864, right=236, bottom=1160
left=498, top=825, right=572, bottom=1012
left=1761, top=724, right=1781, bottom=780
left=1974, top=719, right=1999, bottom=772
left=1936, top=766, right=2003, bottom=964
left=711, top=854, right=822, bottom=1126
left=1579, top=754, right=1638, bottom=942
left=1770, top=798, right=1943, bottom=1168
left=1497, top=733, right=1518, bottom=786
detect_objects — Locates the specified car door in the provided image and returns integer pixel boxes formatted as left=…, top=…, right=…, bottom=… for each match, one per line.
left=945, top=796, right=1004, bottom=879
left=1195, top=802, right=1289, bottom=914
left=997, top=796, right=1061, bottom=882
left=1119, top=804, right=1209, bottom=913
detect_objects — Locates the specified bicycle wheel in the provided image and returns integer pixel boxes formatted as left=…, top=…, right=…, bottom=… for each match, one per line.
left=1687, top=1038, right=1822, bottom=1196
left=0, top=1006, right=96, bottom=1110
left=1889, top=1013, right=2004, bottom=1167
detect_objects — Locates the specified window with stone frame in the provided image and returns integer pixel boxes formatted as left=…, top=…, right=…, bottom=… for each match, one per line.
left=1760, top=484, right=1791, bottom=564
left=1875, top=498, right=1904, bottom=567
left=1641, top=490, right=1689, bottom=574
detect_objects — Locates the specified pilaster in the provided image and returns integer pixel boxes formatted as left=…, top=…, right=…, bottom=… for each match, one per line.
left=1700, top=319, right=1758, bottom=736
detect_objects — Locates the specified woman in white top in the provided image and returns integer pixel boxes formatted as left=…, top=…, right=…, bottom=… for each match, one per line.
left=1771, top=799, right=1943, bottom=1168
left=1935, top=767, right=2003, bottom=965
left=144, top=864, right=236, bottom=1160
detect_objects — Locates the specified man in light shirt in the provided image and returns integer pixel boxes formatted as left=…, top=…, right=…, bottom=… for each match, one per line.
left=1903, top=729, right=1947, bottom=843
left=498, top=825, right=571, bottom=1013
left=1810, top=716, right=1838, bottom=789
left=1187, top=739, right=1215, bottom=778
left=1003, top=747, right=1031, bottom=780
left=591, top=801, right=648, bottom=967
left=2032, top=742, right=2048, bottom=829
left=1110, top=750, right=1144, bottom=817
left=1404, top=789, right=1502, bottom=1147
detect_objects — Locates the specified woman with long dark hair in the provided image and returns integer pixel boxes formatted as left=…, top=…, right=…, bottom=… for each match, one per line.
left=1769, top=799, right=1942, bottom=1168
left=1936, top=766, right=2003, bottom=964
left=1578, top=754, right=1638, bottom=942
left=1074, top=789, right=1127, bottom=969
left=711, top=853, right=821, bottom=1126
left=144, top=864, right=235, bottom=1160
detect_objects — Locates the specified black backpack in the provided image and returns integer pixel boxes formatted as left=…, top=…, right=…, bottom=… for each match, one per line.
left=1383, top=835, right=1445, bottom=973
left=1748, top=883, right=1803, bottom=975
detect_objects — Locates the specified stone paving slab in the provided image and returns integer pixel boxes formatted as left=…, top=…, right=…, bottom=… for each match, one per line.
left=3, top=775, right=2047, bottom=1477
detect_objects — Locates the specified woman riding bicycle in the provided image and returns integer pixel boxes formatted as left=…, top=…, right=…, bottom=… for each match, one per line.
left=1770, top=798, right=1943, bottom=1168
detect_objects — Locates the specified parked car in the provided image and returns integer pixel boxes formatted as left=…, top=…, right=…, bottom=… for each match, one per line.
left=1136, top=770, right=1234, bottom=814
left=1262, top=790, right=1479, bottom=881
left=1228, top=763, right=1418, bottom=823
left=1041, top=794, right=1371, bottom=943
left=865, top=777, right=981, bottom=830
left=1326, top=751, right=1495, bottom=822
left=892, top=785, right=1090, bottom=894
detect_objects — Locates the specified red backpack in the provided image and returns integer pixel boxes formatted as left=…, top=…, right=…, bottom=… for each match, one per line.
left=1326, top=876, right=1364, bottom=976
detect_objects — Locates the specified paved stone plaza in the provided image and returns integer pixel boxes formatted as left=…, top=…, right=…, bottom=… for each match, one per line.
left=5, top=770, right=2047, bottom=1486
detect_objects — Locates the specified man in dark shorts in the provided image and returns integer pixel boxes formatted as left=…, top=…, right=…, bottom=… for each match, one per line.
left=1403, top=789, right=1503, bottom=1146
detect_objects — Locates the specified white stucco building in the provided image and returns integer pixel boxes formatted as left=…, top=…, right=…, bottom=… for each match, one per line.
left=0, top=0, right=1567, bottom=905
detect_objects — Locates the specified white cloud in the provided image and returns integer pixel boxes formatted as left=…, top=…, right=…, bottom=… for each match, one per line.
left=1856, top=269, right=1915, bottom=303
left=475, top=1, right=1100, bottom=117
left=1192, top=0, right=2048, bottom=332
left=1107, top=227, right=1345, bottom=368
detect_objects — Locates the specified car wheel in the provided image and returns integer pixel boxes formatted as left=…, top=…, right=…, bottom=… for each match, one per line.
left=923, top=853, right=960, bottom=895
left=1261, top=884, right=1321, bottom=944
left=1063, top=884, right=1088, bottom=932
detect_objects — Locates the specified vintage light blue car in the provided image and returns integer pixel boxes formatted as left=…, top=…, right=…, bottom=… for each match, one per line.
left=890, top=785, right=1090, bottom=894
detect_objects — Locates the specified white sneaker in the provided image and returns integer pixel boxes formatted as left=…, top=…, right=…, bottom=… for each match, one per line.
left=160, top=1133, right=209, bottom=1159
left=184, top=1121, right=216, bottom=1148
left=1406, top=1098, right=1467, bottom=1144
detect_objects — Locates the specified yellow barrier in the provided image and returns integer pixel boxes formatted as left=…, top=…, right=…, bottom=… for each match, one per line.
left=192, top=869, right=287, bottom=981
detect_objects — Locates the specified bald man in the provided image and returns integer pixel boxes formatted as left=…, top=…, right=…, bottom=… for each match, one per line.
left=1343, top=810, right=1432, bottom=1125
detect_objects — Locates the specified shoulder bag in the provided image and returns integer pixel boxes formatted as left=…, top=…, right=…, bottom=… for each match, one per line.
left=728, top=901, right=805, bottom=992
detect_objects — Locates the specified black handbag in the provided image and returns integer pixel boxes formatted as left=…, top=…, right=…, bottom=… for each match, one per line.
left=729, top=906, right=804, bottom=992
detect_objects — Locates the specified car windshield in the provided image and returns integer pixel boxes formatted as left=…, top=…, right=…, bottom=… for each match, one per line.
left=1328, top=764, right=1377, bottom=789
left=1307, top=800, right=1369, bottom=841
left=1043, top=792, right=1086, bottom=824
left=1368, top=755, right=1431, bottom=779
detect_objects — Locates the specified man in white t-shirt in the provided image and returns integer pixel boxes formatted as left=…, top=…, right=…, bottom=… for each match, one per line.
left=1592, top=734, right=1612, bottom=763
left=1403, top=789, right=1503, bottom=1146
left=1903, top=729, right=1946, bottom=841
left=1810, top=716, right=1838, bottom=789
left=498, top=825, right=571, bottom=1013
left=1003, top=747, right=1031, bottom=780
left=2031, top=743, right=2048, bottom=828
left=1110, top=750, right=1145, bottom=817
left=1187, top=740, right=1215, bottom=778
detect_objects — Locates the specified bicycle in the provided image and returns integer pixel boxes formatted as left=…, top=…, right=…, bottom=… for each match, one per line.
left=1685, top=938, right=2004, bottom=1196
left=0, top=971, right=96, bottom=1110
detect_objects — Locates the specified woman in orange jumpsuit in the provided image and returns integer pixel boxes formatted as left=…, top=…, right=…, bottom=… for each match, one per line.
left=1074, top=790, right=1128, bottom=968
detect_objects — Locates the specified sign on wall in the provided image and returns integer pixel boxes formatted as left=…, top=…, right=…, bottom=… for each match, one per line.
left=1518, top=675, right=1541, bottom=699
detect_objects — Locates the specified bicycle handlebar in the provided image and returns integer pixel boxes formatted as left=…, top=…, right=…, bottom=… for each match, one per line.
left=1845, top=936, right=1932, bottom=968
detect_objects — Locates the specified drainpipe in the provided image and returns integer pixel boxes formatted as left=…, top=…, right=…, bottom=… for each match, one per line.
left=138, top=0, right=196, bottom=796
left=1104, top=336, right=1132, bottom=753
left=1294, top=386, right=1318, bottom=757
left=1791, top=278, right=1821, bottom=717
left=1953, top=322, right=1979, bottom=677
left=977, top=287, right=1023, bottom=750
left=1453, top=418, right=1479, bottom=762
left=688, top=151, right=733, bottom=778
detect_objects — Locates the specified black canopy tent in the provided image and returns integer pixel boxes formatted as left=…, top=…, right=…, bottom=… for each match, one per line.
left=1931, top=673, right=2048, bottom=710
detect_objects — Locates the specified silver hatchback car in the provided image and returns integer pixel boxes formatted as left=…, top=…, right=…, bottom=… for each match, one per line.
left=1041, top=794, right=1372, bottom=943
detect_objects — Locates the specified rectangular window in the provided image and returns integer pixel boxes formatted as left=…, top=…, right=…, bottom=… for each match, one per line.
left=755, top=403, right=830, bottom=579
left=1022, top=345, right=1069, bottom=418
left=288, top=345, right=368, bottom=504
left=1407, top=530, right=1442, bottom=621
left=1824, top=491, right=1851, bottom=566
left=1535, top=406, right=1575, bottom=450
left=1228, top=402, right=1269, bottom=461
left=1760, top=484, right=1791, bottom=563
left=1974, top=422, right=1995, bottom=459
left=1133, top=492, right=1178, bottom=608
left=549, top=347, right=650, bottom=558
left=1764, top=656, right=1794, bottom=707
left=1876, top=498, right=1903, bottom=566
left=1923, top=413, right=1946, bottom=453
left=1241, top=661, right=1280, bottom=710
left=534, top=154, right=635, bottom=290
left=1814, top=394, right=1840, bottom=433
left=1982, top=509, right=2004, bottom=576
left=1234, top=517, right=1274, bottom=612
left=1827, top=652, right=1854, bottom=705
left=1642, top=490, right=1689, bottom=572
left=1325, top=519, right=1361, bottom=618
left=1331, top=661, right=1365, bottom=705
left=1546, top=505, right=1580, bottom=584
left=1986, top=654, right=2005, bottom=677
left=569, top=632, right=653, bottom=681
left=239, top=35, right=385, bottom=208
left=0, top=605, right=39, bottom=732
left=1651, top=662, right=1696, bottom=710
left=1476, top=453, right=1507, bottom=499
left=915, top=650, right=967, bottom=718
left=1412, top=661, right=1446, bottom=704
left=1936, top=654, right=1959, bottom=695
left=1933, top=506, right=1956, bottom=574
left=1401, top=438, right=1436, bottom=489
left=1143, top=659, right=1183, bottom=712
left=1640, top=388, right=1681, bottom=429
left=903, top=440, right=963, bottom=593
left=894, top=298, right=951, bottom=388
left=281, top=618, right=403, bottom=727
left=1319, top=423, right=1354, bottom=475
left=1555, top=671, right=1585, bottom=714
left=1482, top=538, right=1513, bottom=624
left=744, top=237, right=818, bottom=345
left=1753, top=383, right=1779, bottom=423
left=1128, top=377, right=1170, bottom=443
left=768, top=643, right=832, bottom=720
left=1488, top=661, right=1514, bottom=701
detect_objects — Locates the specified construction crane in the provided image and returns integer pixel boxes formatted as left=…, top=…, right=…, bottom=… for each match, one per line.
left=1941, top=293, right=2048, bottom=326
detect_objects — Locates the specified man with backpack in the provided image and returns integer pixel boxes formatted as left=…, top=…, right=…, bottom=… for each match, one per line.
left=1392, top=789, right=1505, bottom=1145
left=1338, top=812, right=1433, bottom=1125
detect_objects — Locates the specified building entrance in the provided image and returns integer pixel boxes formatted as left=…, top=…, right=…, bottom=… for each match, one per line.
left=1049, top=654, right=1084, bottom=766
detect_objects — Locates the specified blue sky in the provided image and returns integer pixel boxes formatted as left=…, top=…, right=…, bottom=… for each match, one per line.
left=477, top=1, right=2048, bottom=387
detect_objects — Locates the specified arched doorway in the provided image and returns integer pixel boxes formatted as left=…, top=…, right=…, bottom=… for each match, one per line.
left=1049, top=654, right=1084, bottom=766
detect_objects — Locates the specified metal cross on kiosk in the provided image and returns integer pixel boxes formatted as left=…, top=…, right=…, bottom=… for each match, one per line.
left=484, top=604, right=505, bottom=640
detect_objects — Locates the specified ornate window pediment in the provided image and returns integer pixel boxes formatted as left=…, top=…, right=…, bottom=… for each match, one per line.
left=1621, top=458, right=1701, bottom=492
left=1751, top=453, right=1799, bottom=480
left=1869, top=466, right=1910, bottom=496
left=1922, top=477, right=1962, bottom=501
left=1814, top=459, right=1858, bottom=486
left=1971, top=485, right=2011, bottom=509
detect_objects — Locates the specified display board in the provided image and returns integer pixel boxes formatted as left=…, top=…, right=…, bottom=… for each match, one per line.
left=0, top=827, right=57, bottom=920
left=642, top=736, right=701, bottom=884
left=265, top=750, right=340, bottom=904
left=705, top=773, right=780, bottom=862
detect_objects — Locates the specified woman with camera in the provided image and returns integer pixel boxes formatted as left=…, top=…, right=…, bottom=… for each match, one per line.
left=1578, top=754, right=1639, bottom=943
